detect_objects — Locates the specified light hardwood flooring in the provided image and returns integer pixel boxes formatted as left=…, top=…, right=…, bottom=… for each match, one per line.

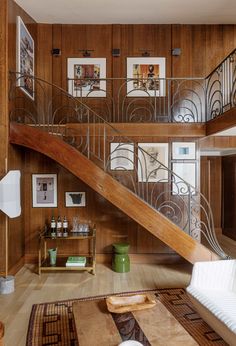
left=0, top=262, right=192, bottom=346
left=0, top=235, right=235, bottom=346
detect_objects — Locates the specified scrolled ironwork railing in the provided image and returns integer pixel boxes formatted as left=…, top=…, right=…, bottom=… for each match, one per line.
left=67, top=77, right=207, bottom=123
left=9, top=71, right=229, bottom=259
left=206, top=48, right=236, bottom=121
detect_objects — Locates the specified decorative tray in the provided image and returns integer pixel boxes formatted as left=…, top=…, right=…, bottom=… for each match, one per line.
left=106, top=294, right=156, bottom=314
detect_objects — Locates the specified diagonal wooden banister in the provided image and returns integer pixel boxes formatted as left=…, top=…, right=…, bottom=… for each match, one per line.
left=9, top=122, right=219, bottom=264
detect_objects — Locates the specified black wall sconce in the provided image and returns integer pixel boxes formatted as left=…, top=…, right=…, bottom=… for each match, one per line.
left=51, top=48, right=61, bottom=57
left=139, top=49, right=153, bottom=57
left=112, top=48, right=120, bottom=57
left=78, top=49, right=94, bottom=57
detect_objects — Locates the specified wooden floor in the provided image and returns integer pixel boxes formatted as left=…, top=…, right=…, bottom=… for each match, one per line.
left=0, top=262, right=193, bottom=346
left=0, top=234, right=235, bottom=346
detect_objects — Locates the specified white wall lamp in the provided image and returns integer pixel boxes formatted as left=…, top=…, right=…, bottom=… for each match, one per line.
left=0, top=170, right=21, bottom=218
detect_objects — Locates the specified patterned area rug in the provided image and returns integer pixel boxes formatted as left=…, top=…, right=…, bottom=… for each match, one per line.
left=26, top=288, right=227, bottom=346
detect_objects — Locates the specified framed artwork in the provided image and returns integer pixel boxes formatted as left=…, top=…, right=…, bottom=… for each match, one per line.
left=110, top=143, right=134, bottom=170
left=32, top=174, right=57, bottom=207
left=16, top=16, right=34, bottom=100
left=127, top=57, right=166, bottom=97
left=67, top=58, right=106, bottom=97
left=172, top=142, right=196, bottom=160
left=172, top=162, right=196, bottom=195
left=138, top=143, right=168, bottom=182
left=65, top=192, right=86, bottom=207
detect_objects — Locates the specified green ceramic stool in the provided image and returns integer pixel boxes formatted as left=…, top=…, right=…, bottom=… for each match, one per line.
left=112, top=243, right=130, bottom=273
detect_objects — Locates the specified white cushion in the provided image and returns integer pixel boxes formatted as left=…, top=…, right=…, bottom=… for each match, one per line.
left=189, top=260, right=236, bottom=292
left=187, top=286, right=236, bottom=333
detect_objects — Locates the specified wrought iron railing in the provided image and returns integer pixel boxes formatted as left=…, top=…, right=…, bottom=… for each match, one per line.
left=9, top=72, right=229, bottom=259
left=206, top=48, right=236, bottom=120
left=66, top=49, right=236, bottom=123
left=67, top=77, right=206, bottom=123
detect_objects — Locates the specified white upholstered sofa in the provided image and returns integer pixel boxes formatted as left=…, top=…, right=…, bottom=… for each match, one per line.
left=187, top=260, right=236, bottom=346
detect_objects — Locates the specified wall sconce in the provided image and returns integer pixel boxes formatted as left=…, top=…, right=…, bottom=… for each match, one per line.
left=51, top=48, right=61, bottom=57
left=78, top=49, right=94, bottom=57
left=172, top=48, right=181, bottom=56
left=0, top=170, right=21, bottom=218
left=140, top=49, right=153, bottom=57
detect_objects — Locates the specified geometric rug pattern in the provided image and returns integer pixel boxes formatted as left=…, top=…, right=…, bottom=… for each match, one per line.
left=26, top=288, right=228, bottom=346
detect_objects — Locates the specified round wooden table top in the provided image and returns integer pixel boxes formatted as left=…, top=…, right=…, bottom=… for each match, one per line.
left=0, top=322, right=4, bottom=339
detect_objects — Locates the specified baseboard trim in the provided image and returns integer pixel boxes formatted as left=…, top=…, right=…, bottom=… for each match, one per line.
left=8, top=256, right=25, bottom=275
left=25, top=253, right=185, bottom=265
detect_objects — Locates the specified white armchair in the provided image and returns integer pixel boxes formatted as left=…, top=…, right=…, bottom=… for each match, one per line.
left=187, top=260, right=236, bottom=345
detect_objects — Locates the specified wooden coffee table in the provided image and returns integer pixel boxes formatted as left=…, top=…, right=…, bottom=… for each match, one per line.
left=72, top=295, right=198, bottom=346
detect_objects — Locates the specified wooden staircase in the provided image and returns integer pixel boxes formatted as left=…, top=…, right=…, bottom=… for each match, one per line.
left=9, top=122, right=219, bottom=264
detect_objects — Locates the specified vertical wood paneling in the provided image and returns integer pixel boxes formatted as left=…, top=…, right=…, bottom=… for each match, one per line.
left=0, top=0, right=8, bottom=275
left=200, top=156, right=222, bottom=235
left=7, top=0, right=36, bottom=273
left=120, top=25, right=172, bottom=77
left=222, top=155, right=236, bottom=241
left=172, top=25, right=194, bottom=77
left=172, top=24, right=236, bottom=77
left=52, top=24, right=62, bottom=87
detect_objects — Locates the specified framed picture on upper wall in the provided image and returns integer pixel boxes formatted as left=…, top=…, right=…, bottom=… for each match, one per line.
left=67, top=58, right=106, bottom=97
left=32, top=174, right=57, bottom=207
left=16, top=16, right=34, bottom=100
left=65, top=192, right=86, bottom=207
left=127, top=57, right=166, bottom=97
left=172, top=142, right=196, bottom=160
left=138, top=143, right=168, bottom=182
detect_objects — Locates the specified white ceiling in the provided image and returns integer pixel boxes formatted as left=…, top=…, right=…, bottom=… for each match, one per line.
left=15, top=0, right=236, bottom=24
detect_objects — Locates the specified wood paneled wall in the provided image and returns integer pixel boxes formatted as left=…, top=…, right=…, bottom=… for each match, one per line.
left=200, top=156, right=222, bottom=236
left=172, top=25, right=236, bottom=77
left=0, top=0, right=8, bottom=275
left=6, top=0, right=36, bottom=273
left=222, top=155, right=236, bottom=241
left=35, top=23, right=236, bottom=86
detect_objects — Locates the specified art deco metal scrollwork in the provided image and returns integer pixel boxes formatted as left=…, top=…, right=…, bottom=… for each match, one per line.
left=9, top=71, right=230, bottom=259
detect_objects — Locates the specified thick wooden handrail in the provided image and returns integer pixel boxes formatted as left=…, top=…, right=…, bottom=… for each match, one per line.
left=9, top=123, right=219, bottom=264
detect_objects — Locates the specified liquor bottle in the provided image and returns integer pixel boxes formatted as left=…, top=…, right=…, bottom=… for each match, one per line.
left=50, top=216, right=56, bottom=238
left=56, top=216, right=62, bottom=237
left=63, top=216, right=68, bottom=237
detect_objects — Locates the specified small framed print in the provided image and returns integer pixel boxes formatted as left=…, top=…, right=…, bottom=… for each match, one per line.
left=110, top=143, right=134, bottom=170
left=16, top=16, right=35, bottom=100
left=67, top=58, right=106, bottom=97
left=65, top=192, right=86, bottom=207
left=138, top=143, right=168, bottom=182
left=127, top=57, right=166, bottom=97
left=172, top=162, right=196, bottom=195
left=172, top=142, right=196, bottom=160
left=32, top=174, right=57, bottom=207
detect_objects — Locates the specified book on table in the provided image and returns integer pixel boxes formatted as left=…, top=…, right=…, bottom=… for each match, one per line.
left=66, top=256, right=86, bottom=267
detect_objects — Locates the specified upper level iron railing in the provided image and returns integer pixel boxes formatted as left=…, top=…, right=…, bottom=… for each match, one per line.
left=67, top=77, right=206, bottom=123
left=9, top=71, right=229, bottom=259
left=206, top=48, right=236, bottom=120
left=66, top=48, right=236, bottom=123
